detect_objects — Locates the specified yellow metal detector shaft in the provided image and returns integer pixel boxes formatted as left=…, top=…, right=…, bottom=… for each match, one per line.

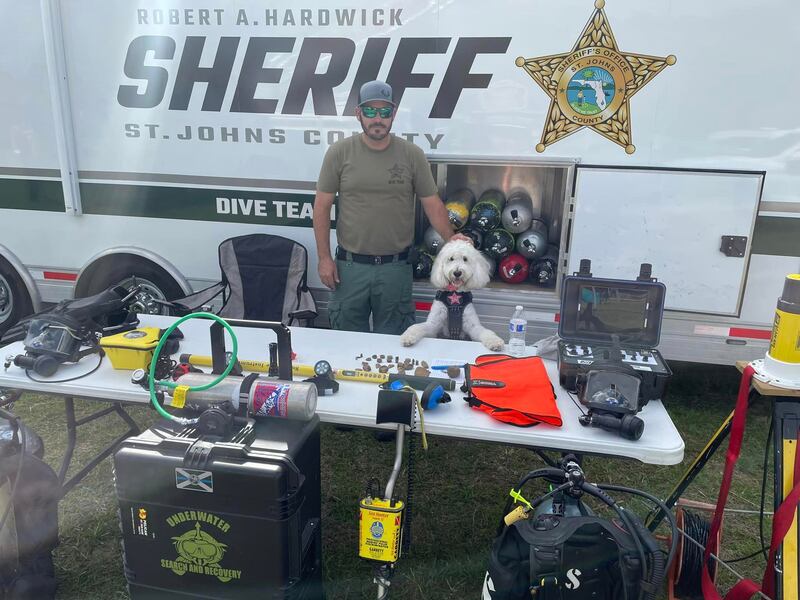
left=180, top=353, right=392, bottom=384
left=179, top=354, right=457, bottom=391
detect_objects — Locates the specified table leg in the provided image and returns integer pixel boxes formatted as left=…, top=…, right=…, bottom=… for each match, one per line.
left=56, top=397, right=141, bottom=498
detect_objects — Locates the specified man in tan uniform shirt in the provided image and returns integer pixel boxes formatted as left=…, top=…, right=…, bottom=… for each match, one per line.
left=313, top=80, right=465, bottom=334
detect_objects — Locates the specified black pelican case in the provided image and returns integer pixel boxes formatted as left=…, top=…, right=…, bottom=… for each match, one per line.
left=113, top=416, right=322, bottom=599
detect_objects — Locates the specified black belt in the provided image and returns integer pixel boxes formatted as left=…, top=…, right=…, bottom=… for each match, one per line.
left=335, top=247, right=410, bottom=265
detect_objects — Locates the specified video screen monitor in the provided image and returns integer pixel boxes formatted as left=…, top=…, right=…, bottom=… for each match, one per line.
left=559, top=276, right=666, bottom=346
left=576, top=285, right=650, bottom=335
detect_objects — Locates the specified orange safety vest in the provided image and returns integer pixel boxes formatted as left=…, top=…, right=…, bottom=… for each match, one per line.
left=463, top=354, right=562, bottom=427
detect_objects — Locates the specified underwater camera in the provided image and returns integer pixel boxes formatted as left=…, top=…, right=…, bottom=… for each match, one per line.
left=578, top=365, right=645, bottom=441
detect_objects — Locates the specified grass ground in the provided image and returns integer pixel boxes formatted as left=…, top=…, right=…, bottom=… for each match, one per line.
left=5, top=361, right=775, bottom=599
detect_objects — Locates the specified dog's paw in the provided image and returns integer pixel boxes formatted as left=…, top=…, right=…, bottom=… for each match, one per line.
left=480, top=331, right=505, bottom=352
left=400, top=325, right=424, bottom=346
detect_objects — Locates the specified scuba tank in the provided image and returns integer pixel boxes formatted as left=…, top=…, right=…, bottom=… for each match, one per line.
left=423, top=226, right=446, bottom=254
left=530, top=245, right=559, bottom=287
left=483, top=254, right=497, bottom=279
left=498, top=253, right=530, bottom=284
left=164, top=372, right=317, bottom=421
left=483, top=228, right=515, bottom=260
left=470, top=189, right=506, bottom=232
left=515, top=219, right=548, bottom=259
left=445, top=188, right=476, bottom=230
left=460, top=226, right=484, bottom=250
left=501, top=191, right=535, bottom=234
left=412, top=248, right=435, bottom=279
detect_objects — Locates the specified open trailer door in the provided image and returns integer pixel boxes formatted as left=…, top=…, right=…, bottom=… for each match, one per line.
left=567, top=166, right=764, bottom=316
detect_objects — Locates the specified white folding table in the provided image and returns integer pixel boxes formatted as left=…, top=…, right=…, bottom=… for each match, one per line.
left=0, top=315, right=684, bottom=465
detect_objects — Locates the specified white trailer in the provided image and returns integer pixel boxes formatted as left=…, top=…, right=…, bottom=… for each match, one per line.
left=1, top=0, right=797, bottom=365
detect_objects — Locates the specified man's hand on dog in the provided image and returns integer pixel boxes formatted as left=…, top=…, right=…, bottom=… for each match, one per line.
left=319, top=255, right=339, bottom=290
left=450, top=233, right=473, bottom=244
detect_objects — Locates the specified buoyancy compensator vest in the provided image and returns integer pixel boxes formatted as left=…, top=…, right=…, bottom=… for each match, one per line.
left=482, top=457, right=676, bottom=600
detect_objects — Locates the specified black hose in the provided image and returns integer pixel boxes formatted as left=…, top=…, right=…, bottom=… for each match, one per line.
left=599, top=483, right=679, bottom=573
left=581, top=482, right=650, bottom=586
left=647, top=546, right=665, bottom=600
left=758, top=416, right=773, bottom=563
left=515, top=467, right=567, bottom=490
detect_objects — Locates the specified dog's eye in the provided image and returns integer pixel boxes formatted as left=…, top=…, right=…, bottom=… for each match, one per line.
left=448, top=257, right=454, bottom=261
left=463, top=257, right=468, bottom=262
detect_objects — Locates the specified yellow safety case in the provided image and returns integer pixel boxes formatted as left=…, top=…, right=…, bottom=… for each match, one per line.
left=100, top=327, right=162, bottom=370
left=358, top=497, right=404, bottom=563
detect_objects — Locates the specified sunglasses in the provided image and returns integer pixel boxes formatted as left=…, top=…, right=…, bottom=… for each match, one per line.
left=360, top=106, right=394, bottom=119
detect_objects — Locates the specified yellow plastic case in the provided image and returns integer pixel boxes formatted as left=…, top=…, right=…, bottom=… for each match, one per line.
left=100, top=327, right=162, bottom=370
left=358, top=497, right=404, bottom=563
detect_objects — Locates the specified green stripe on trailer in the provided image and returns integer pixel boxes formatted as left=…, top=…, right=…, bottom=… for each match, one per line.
left=0, top=178, right=64, bottom=212
left=78, top=182, right=326, bottom=227
left=752, top=216, right=800, bottom=257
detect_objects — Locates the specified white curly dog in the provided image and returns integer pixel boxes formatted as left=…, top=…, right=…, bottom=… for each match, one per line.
left=400, top=239, right=505, bottom=351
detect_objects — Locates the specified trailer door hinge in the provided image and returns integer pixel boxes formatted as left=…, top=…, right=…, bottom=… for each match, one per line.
left=720, top=235, right=747, bottom=258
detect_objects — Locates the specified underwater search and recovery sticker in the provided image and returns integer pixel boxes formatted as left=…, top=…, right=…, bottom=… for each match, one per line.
left=161, top=511, right=242, bottom=583
left=175, top=467, right=214, bottom=493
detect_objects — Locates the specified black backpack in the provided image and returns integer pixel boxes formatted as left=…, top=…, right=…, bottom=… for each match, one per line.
left=0, top=419, right=59, bottom=600
left=483, top=513, right=648, bottom=600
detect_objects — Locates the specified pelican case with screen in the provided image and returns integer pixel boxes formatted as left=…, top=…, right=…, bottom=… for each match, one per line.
left=113, top=416, right=322, bottom=599
left=556, top=261, right=672, bottom=405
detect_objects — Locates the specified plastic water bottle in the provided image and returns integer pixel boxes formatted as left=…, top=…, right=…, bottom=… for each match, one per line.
left=508, top=305, right=527, bottom=357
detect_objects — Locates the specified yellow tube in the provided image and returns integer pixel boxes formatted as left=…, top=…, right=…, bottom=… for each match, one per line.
left=770, top=274, right=800, bottom=364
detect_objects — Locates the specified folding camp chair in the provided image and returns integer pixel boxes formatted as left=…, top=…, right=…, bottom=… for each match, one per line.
left=168, top=234, right=317, bottom=326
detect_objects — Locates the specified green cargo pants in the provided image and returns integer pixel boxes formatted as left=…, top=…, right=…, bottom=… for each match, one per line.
left=327, top=257, right=415, bottom=335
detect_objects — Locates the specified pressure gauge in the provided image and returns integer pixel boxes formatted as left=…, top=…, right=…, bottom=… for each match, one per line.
left=314, top=360, right=333, bottom=378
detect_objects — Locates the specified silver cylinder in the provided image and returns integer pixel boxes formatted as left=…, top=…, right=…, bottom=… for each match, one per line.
left=501, top=191, right=535, bottom=234
left=515, top=219, right=549, bottom=259
left=170, top=373, right=317, bottom=421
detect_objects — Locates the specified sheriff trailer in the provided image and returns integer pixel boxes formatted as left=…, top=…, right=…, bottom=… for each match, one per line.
left=1, top=0, right=797, bottom=365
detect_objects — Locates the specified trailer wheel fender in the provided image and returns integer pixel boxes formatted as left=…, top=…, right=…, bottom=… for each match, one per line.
left=75, top=253, right=187, bottom=315
left=0, top=250, right=39, bottom=336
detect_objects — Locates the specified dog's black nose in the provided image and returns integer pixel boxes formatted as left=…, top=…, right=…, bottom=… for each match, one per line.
left=453, top=270, right=462, bottom=278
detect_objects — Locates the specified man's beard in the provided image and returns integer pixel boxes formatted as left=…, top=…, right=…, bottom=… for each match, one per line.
left=361, top=121, right=390, bottom=141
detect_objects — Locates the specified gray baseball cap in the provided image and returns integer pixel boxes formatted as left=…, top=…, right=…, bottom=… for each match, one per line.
left=358, top=80, right=395, bottom=106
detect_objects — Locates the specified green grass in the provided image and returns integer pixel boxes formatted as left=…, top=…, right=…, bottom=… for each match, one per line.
left=5, top=361, right=775, bottom=599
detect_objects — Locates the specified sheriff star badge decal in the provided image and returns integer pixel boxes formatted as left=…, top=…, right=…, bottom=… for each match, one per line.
left=516, top=0, right=676, bottom=154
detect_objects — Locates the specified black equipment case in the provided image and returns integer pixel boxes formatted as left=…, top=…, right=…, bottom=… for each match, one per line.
left=113, top=416, right=322, bottom=599
left=556, top=261, right=672, bottom=404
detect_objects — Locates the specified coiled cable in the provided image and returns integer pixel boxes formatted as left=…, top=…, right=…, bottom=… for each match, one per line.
left=674, top=508, right=716, bottom=598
